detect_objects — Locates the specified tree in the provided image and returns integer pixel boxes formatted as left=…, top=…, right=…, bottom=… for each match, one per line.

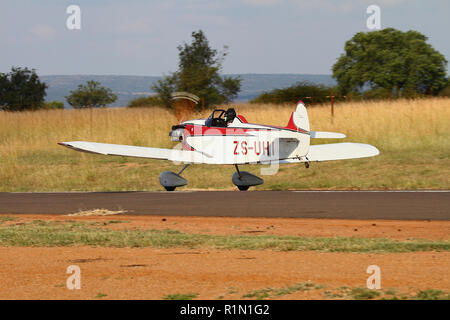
left=66, top=80, right=117, bottom=108
left=332, top=28, right=448, bottom=97
left=0, top=67, right=48, bottom=111
left=152, top=30, right=241, bottom=109
left=152, top=74, right=177, bottom=108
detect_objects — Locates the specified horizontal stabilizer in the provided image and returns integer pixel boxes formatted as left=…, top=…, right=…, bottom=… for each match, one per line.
left=310, top=131, right=346, bottom=139
left=280, top=142, right=379, bottom=163
left=307, top=143, right=379, bottom=161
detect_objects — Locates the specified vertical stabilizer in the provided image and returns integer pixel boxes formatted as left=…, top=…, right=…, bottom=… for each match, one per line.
left=293, top=101, right=310, bottom=132
left=285, top=101, right=310, bottom=132
left=285, top=101, right=310, bottom=157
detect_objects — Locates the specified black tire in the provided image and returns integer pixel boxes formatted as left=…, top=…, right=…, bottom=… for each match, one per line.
left=164, top=186, right=176, bottom=191
left=237, top=186, right=249, bottom=191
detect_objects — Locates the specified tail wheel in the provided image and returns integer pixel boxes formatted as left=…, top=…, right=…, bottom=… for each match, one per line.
left=164, top=186, right=176, bottom=191
left=237, top=186, right=249, bottom=191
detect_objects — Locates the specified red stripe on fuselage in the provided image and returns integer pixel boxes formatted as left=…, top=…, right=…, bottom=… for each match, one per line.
left=237, top=115, right=248, bottom=123
left=184, top=124, right=264, bottom=136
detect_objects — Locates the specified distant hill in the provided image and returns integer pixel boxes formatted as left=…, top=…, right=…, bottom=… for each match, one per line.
left=41, top=74, right=336, bottom=107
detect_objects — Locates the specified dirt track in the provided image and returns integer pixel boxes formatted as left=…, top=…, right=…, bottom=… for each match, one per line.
left=0, top=191, right=449, bottom=220
left=0, top=214, right=449, bottom=300
left=1, top=247, right=448, bottom=300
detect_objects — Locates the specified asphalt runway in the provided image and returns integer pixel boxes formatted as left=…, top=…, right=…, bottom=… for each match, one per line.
left=0, top=191, right=449, bottom=220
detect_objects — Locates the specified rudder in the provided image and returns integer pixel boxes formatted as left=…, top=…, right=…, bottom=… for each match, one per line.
left=285, top=101, right=310, bottom=157
left=285, top=101, right=310, bottom=133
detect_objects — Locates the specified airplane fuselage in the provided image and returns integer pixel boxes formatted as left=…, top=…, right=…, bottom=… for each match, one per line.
left=170, top=116, right=310, bottom=165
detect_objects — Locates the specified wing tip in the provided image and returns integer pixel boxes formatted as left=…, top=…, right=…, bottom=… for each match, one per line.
left=370, top=145, right=380, bottom=156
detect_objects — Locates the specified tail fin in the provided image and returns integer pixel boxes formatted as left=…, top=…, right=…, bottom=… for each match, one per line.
left=284, top=101, right=310, bottom=157
left=285, top=101, right=310, bottom=133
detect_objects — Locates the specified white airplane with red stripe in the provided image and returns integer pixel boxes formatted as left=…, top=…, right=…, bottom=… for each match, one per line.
left=59, top=101, right=379, bottom=191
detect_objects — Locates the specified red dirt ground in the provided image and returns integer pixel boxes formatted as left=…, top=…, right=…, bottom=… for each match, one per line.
left=0, top=214, right=448, bottom=300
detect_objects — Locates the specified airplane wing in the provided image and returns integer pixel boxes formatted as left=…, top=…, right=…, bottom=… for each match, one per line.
left=59, top=141, right=379, bottom=165
left=280, top=142, right=379, bottom=163
left=310, top=131, right=346, bottom=139
left=58, top=141, right=209, bottom=164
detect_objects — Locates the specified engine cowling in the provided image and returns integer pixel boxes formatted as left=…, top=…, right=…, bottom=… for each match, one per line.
left=169, top=125, right=185, bottom=142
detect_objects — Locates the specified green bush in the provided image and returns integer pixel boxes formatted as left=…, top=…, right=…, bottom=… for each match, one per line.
left=127, top=95, right=164, bottom=108
left=250, top=81, right=338, bottom=105
left=437, top=81, right=450, bottom=97
left=43, top=101, right=64, bottom=109
left=361, top=88, right=392, bottom=100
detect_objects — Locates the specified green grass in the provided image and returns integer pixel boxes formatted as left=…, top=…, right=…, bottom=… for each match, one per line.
left=0, top=216, right=17, bottom=224
left=349, top=288, right=381, bottom=300
left=416, top=289, right=450, bottom=300
left=0, top=151, right=449, bottom=191
left=323, top=287, right=450, bottom=300
left=163, top=293, right=199, bottom=300
left=0, top=220, right=449, bottom=253
left=243, top=282, right=325, bottom=300
left=243, top=284, right=449, bottom=300
left=91, top=220, right=130, bottom=226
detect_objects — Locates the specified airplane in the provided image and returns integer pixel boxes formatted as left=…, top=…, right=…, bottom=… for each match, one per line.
left=58, top=101, right=379, bottom=191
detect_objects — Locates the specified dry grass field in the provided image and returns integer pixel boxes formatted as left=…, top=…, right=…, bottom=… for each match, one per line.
left=0, top=98, right=449, bottom=191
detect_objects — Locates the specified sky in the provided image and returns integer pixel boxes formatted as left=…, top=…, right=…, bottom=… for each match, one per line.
left=0, top=0, right=449, bottom=76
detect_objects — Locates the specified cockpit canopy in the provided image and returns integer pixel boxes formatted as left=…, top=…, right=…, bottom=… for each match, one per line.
left=205, top=108, right=236, bottom=127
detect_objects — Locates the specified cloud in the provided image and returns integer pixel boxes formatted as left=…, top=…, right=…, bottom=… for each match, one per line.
left=29, top=25, right=56, bottom=40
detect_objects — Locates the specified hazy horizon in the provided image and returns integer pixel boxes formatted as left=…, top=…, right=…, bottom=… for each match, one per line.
left=40, top=73, right=337, bottom=105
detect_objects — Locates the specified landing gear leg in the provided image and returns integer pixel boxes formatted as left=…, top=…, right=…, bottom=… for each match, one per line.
left=234, top=165, right=249, bottom=191
left=178, top=164, right=190, bottom=175
left=234, top=164, right=242, bottom=178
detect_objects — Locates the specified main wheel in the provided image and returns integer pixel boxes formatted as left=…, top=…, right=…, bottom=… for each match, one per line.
left=164, top=186, right=176, bottom=191
left=237, top=186, right=249, bottom=191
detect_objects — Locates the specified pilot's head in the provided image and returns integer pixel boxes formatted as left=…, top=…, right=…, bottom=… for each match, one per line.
left=225, top=108, right=236, bottom=124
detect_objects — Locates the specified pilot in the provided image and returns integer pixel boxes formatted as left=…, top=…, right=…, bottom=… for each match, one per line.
left=224, top=108, right=236, bottom=126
